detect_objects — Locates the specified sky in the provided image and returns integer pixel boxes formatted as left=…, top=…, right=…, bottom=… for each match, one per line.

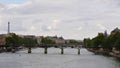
left=0, top=0, right=120, bottom=40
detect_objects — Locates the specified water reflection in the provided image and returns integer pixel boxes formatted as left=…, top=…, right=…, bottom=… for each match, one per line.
left=0, top=48, right=119, bottom=68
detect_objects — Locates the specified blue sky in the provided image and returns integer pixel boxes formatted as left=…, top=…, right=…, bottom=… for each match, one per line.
left=0, top=0, right=28, bottom=4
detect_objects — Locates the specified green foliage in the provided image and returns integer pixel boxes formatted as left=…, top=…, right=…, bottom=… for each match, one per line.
left=83, top=38, right=91, bottom=47
left=102, top=37, right=112, bottom=51
left=41, top=37, right=55, bottom=44
left=106, top=32, right=120, bottom=51
left=69, top=40, right=81, bottom=44
left=6, top=34, right=22, bottom=45
left=84, top=28, right=120, bottom=51
left=114, top=32, right=120, bottom=50
left=6, top=34, right=37, bottom=47
left=92, top=33, right=105, bottom=48
left=115, top=38, right=120, bottom=50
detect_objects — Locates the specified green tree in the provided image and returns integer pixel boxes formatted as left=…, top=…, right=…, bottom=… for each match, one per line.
left=114, top=32, right=120, bottom=51
left=41, top=37, right=55, bottom=44
left=6, top=34, right=21, bottom=45
left=84, top=28, right=120, bottom=52
left=6, top=34, right=37, bottom=47
left=83, top=38, right=91, bottom=47
left=91, top=33, right=105, bottom=48
left=69, top=40, right=81, bottom=44
left=115, top=37, right=120, bottom=51
left=102, top=37, right=112, bottom=51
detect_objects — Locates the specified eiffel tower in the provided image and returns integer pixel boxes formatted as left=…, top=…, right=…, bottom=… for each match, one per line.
left=8, top=22, right=10, bottom=34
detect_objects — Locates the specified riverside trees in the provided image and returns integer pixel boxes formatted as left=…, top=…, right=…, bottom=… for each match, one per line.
left=84, top=28, right=120, bottom=51
left=6, top=34, right=37, bottom=47
left=41, top=37, right=55, bottom=44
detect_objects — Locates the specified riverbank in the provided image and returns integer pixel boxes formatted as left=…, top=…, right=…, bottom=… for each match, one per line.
left=87, top=48, right=120, bottom=58
left=0, top=46, right=28, bottom=53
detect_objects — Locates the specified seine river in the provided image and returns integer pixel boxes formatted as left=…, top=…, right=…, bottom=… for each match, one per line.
left=0, top=48, right=120, bottom=68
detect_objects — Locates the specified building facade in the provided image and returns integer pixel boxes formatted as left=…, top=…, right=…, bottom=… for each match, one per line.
left=0, top=34, right=8, bottom=45
left=36, top=36, right=43, bottom=44
left=46, top=36, right=65, bottom=44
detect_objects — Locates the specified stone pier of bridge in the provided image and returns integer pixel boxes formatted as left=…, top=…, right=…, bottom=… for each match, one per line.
left=78, top=48, right=80, bottom=55
left=27, top=47, right=81, bottom=55
left=28, top=47, right=32, bottom=53
left=44, top=47, right=47, bottom=54
left=61, top=47, right=64, bottom=54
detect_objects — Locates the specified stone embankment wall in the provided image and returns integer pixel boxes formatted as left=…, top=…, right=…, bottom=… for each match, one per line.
left=87, top=48, right=120, bottom=58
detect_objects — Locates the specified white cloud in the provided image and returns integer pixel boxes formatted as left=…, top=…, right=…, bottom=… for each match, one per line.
left=78, top=27, right=82, bottom=31
left=97, top=23, right=107, bottom=30
left=30, top=26, right=36, bottom=31
left=0, top=0, right=120, bottom=39
left=47, top=26, right=52, bottom=30
left=51, top=19, right=60, bottom=29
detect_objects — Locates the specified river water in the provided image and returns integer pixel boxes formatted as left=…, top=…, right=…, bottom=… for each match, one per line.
left=0, top=48, right=119, bottom=68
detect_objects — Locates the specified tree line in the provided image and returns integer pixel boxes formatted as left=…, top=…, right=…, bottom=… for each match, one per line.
left=5, top=34, right=56, bottom=47
left=6, top=34, right=37, bottom=47
left=84, top=28, right=120, bottom=51
left=5, top=33, right=82, bottom=47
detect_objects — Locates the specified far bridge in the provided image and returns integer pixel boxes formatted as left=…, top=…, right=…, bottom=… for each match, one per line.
left=0, top=44, right=82, bottom=55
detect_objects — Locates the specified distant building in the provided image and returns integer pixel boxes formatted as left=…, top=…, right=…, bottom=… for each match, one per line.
left=46, top=36, right=65, bottom=44
left=111, top=27, right=120, bottom=35
left=8, top=33, right=16, bottom=37
left=36, top=36, right=43, bottom=44
left=65, top=39, right=81, bottom=44
left=18, top=35, right=25, bottom=38
left=65, top=39, right=71, bottom=44
left=23, top=35, right=36, bottom=39
left=104, top=30, right=108, bottom=37
left=0, top=34, right=8, bottom=45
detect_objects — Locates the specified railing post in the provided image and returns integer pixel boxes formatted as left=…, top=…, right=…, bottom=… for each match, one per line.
left=44, top=47, right=47, bottom=54
left=61, top=47, right=64, bottom=54
left=28, top=47, right=31, bottom=53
